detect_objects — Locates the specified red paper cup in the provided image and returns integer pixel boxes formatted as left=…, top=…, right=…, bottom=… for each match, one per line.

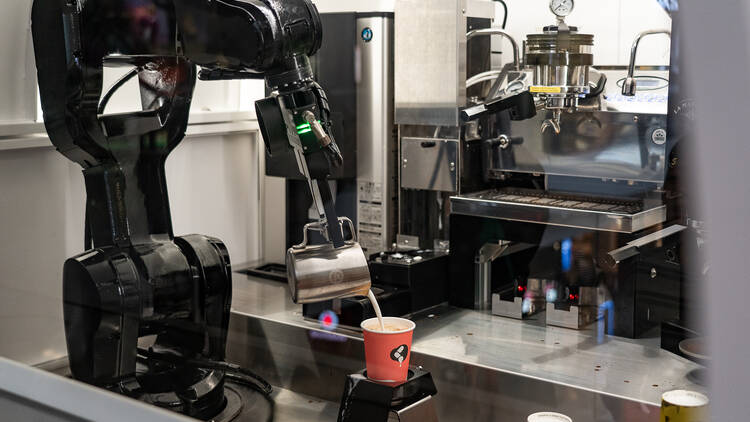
left=361, top=317, right=416, bottom=383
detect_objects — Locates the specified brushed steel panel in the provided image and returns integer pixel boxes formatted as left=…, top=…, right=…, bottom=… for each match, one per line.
left=356, top=16, right=396, bottom=254
left=401, top=137, right=459, bottom=192
left=394, top=0, right=466, bottom=126
left=499, top=111, right=669, bottom=183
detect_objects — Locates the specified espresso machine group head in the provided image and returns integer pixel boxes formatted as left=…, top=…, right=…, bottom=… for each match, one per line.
left=31, top=0, right=364, bottom=419
left=461, top=0, right=606, bottom=134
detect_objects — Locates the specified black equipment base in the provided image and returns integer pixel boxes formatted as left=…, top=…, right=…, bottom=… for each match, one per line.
left=303, top=251, right=449, bottom=328
left=337, top=367, right=437, bottom=422
left=237, top=263, right=288, bottom=283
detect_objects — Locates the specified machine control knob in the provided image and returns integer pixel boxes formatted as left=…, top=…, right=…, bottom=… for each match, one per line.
left=498, top=135, right=511, bottom=149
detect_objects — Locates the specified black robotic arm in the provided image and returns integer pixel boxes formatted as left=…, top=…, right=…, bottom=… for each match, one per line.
left=174, top=0, right=347, bottom=246
left=31, top=0, right=348, bottom=418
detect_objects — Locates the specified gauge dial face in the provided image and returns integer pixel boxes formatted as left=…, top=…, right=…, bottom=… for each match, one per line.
left=549, top=0, right=574, bottom=17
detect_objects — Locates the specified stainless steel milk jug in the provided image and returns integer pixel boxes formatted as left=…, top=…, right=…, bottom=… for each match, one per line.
left=286, top=217, right=371, bottom=303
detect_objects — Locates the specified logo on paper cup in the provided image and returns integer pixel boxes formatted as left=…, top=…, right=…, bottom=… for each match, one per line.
left=390, top=344, right=409, bottom=366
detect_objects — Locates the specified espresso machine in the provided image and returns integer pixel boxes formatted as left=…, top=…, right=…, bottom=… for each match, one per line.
left=31, top=0, right=373, bottom=419
left=395, top=0, right=684, bottom=339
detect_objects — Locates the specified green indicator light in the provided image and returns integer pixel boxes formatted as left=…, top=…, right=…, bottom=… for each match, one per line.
left=297, top=128, right=313, bottom=134
left=296, top=123, right=311, bottom=130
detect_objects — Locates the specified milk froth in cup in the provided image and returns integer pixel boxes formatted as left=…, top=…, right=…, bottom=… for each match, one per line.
left=527, top=412, right=573, bottom=422
left=362, top=320, right=409, bottom=332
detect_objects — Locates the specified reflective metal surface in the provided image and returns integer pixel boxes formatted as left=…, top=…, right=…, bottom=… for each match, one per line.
left=3, top=357, right=192, bottom=422
left=286, top=219, right=371, bottom=304
left=474, top=241, right=513, bottom=310
left=527, top=32, right=593, bottom=89
left=392, top=396, right=439, bottom=422
left=268, top=388, right=340, bottom=422
left=394, top=0, right=493, bottom=126
left=492, top=278, right=546, bottom=320
left=400, top=137, right=459, bottom=192
left=226, top=274, right=704, bottom=422
left=546, top=302, right=599, bottom=330
left=356, top=15, right=396, bottom=255
left=451, top=189, right=666, bottom=233
left=607, top=224, right=686, bottom=265
left=498, top=111, right=668, bottom=183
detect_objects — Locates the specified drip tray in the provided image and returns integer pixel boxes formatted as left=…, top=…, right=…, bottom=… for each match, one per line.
left=236, top=263, right=287, bottom=282
left=451, top=189, right=666, bottom=233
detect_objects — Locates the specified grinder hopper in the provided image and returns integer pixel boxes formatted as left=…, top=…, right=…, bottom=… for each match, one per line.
left=287, top=217, right=371, bottom=304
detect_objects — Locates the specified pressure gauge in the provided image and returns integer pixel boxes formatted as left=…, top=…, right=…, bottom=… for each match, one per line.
left=549, top=0, right=574, bottom=17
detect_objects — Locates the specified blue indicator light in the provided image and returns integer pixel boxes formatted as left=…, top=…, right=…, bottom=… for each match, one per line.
left=561, top=238, right=573, bottom=272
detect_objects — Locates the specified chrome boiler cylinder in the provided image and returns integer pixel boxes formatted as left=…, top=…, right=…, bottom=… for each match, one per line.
left=527, top=30, right=593, bottom=87
left=525, top=26, right=594, bottom=133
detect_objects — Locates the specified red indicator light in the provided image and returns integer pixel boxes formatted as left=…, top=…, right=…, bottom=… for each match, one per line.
left=518, top=286, right=525, bottom=292
left=569, top=294, right=575, bottom=300
left=318, top=310, right=339, bottom=331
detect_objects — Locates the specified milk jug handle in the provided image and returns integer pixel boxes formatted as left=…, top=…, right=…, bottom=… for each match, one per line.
left=293, top=217, right=357, bottom=249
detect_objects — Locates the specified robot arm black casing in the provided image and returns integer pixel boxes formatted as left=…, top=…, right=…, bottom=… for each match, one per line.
left=30, top=0, right=336, bottom=417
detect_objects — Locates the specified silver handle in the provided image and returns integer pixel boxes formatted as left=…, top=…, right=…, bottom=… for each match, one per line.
left=466, top=70, right=505, bottom=89
left=622, top=29, right=671, bottom=96
left=606, top=224, right=686, bottom=266
left=293, top=217, right=357, bottom=249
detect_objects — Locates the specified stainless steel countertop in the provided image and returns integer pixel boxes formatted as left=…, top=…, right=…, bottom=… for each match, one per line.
left=268, top=388, right=339, bottom=422
left=231, top=273, right=704, bottom=406
left=36, top=355, right=340, bottom=422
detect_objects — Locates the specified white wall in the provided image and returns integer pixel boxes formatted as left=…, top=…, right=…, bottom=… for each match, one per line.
left=0, top=147, right=82, bottom=364
left=493, top=0, right=671, bottom=67
left=167, top=133, right=262, bottom=266
left=0, top=0, right=35, bottom=123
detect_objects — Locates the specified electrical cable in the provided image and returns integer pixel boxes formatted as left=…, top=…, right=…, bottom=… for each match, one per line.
left=136, top=348, right=274, bottom=396
left=225, top=373, right=276, bottom=422
left=490, top=0, right=509, bottom=60
left=97, top=68, right=139, bottom=115
left=494, top=0, right=508, bottom=29
left=84, top=201, right=92, bottom=250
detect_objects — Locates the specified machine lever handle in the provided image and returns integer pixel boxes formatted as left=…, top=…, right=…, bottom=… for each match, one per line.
left=461, top=91, right=536, bottom=122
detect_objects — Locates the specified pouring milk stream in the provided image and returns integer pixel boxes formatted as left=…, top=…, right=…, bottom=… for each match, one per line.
left=367, top=289, right=385, bottom=331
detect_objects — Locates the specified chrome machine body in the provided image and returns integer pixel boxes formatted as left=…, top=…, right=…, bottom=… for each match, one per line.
left=356, top=14, right=397, bottom=255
